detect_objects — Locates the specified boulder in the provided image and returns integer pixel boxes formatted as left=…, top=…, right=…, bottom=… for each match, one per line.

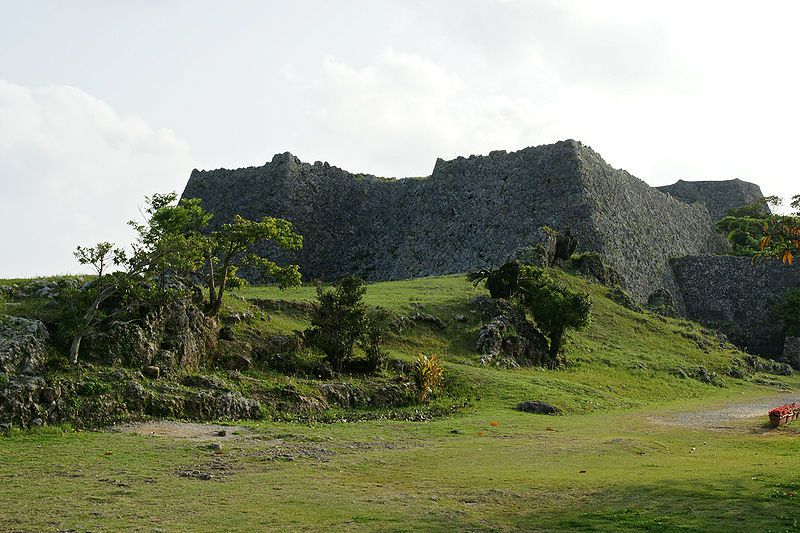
left=515, top=401, right=561, bottom=415
left=0, top=316, right=49, bottom=376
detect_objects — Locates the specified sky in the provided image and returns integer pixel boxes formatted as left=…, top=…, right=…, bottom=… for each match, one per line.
left=1, top=0, right=798, bottom=278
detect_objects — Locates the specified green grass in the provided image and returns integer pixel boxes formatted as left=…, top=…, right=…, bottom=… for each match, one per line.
left=2, top=271, right=799, bottom=531
left=2, top=391, right=800, bottom=532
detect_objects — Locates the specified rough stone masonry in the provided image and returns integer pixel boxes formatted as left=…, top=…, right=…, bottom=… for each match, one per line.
left=182, top=140, right=735, bottom=305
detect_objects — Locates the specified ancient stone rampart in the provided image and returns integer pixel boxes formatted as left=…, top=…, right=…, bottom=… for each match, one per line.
left=672, top=256, right=800, bottom=355
left=181, top=140, right=727, bottom=303
left=657, top=178, right=768, bottom=221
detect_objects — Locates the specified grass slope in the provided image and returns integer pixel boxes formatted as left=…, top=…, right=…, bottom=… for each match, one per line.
left=2, top=271, right=798, bottom=531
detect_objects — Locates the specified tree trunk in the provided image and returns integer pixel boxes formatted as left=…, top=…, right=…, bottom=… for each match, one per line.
left=69, top=333, right=83, bottom=365
left=548, top=331, right=563, bottom=363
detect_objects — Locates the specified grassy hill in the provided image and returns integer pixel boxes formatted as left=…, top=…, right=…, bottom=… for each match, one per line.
left=2, top=271, right=799, bottom=531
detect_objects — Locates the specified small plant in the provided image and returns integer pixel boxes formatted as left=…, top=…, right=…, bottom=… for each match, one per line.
left=411, top=353, right=444, bottom=402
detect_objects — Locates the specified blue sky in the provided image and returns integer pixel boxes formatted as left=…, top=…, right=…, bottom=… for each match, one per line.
left=1, top=1, right=798, bottom=276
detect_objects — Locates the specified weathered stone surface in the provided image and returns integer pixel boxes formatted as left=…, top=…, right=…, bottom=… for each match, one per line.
left=85, top=298, right=218, bottom=371
left=657, top=178, right=769, bottom=221
left=784, top=337, right=800, bottom=369
left=0, top=316, right=49, bottom=376
left=672, top=256, right=800, bottom=355
left=182, top=140, right=726, bottom=303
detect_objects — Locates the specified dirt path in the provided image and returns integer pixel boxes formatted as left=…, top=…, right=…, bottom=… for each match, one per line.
left=650, top=393, right=800, bottom=430
left=112, top=421, right=253, bottom=441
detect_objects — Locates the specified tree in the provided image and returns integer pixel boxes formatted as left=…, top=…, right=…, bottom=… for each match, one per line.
left=516, top=265, right=592, bottom=364
left=67, top=192, right=303, bottom=364
left=306, top=277, right=368, bottom=372
left=132, top=193, right=303, bottom=315
left=715, top=196, right=780, bottom=256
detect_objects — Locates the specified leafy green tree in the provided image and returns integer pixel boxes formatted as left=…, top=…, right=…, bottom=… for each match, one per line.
left=359, top=306, right=393, bottom=371
left=516, top=265, right=592, bottom=364
left=68, top=192, right=303, bottom=364
left=131, top=193, right=303, bottom=315
left=714, top=196, right=779, bottom=256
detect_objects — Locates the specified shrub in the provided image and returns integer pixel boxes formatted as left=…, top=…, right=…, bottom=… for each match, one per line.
left=306, top=277, right=367, bottom=372
left=359, top=306, right=393, bottom=371
left=411, top=353, right=444, bottom=401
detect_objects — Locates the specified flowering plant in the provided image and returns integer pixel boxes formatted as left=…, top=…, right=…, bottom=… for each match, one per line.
left=769, top=404, right=796, bottom=417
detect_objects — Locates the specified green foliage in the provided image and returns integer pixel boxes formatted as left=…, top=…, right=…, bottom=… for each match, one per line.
left=773, top=287, right=800, bottom=337
left=359, top=306, right=394, bottom=371
left=517, top=265, right=592, bottom=363
left=306, top=277, right=368, bottom=372
left=715, top=195, right=800, bottom=263
left=411, top=352, right=445, bottom=401
left=305, top=278, right=394, bottom=373
left=467, top=260, right=521, bottom=299
left=141, top=194, right=303, bottom=314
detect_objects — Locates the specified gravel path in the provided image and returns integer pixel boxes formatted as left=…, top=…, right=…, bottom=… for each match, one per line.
left=651, top=393, right=800, bottom=430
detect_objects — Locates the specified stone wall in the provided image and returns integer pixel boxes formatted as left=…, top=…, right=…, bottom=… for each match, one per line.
left=657, top=178, right=768, bottom=221
left=181, top=140, right=727, bottom=303
left=672, top=256, right=800, bottom=355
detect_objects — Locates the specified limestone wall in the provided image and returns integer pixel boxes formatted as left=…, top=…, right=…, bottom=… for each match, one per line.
left=181, top=140, right=726, bottom=302
left=657, top=178, right=768, bottom=221
left=672, top=256, right=800, bottom=355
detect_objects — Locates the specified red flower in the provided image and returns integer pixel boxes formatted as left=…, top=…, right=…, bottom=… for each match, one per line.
left=769, top=404, right=795, bottom=417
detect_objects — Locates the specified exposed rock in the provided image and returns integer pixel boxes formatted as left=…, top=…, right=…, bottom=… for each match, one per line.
left=218, top=340, right=253, bottom=370
left=515, top=401, right=561, bottom=415
left=0, top=316, right=49, bottom=376
left=84, top=297, right=218, bottom=371
left=476, top=317, right=508, bottom=364
left=785, top=337, right=800, bottom=369
left=570, top=252, right=621, bottom=286
left=409, top=313, right=446, bottom=329
left=647, top=288, right=677, bottom=317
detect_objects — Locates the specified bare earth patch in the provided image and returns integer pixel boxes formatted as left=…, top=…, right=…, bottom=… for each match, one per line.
left=650, top=393, right=800, bottom=431
left=111, top=421, right=253, bottom=441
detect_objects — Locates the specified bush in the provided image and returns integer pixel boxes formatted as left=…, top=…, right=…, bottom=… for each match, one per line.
left=305, top=277, right=392, bottom=373
left=411, top=353, right=444, bottom=401
left=359, top=306, right=393, bottom=371
left=306, top=277, right=367, bottom=372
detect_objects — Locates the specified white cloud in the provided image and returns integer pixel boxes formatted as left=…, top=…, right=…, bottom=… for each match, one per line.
left=0, top=81, right=195, bottom=278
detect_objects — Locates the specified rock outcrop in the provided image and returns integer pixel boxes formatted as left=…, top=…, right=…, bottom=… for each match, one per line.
left=182, top=140, right=727, bottom=303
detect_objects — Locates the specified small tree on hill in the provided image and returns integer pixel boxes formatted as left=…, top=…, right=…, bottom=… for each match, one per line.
left=516, top=265, right=592, bottom=365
